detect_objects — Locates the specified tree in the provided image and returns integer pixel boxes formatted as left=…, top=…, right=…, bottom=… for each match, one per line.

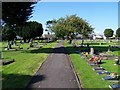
left=2, top=24, right=16, bottom=41
left=49, top=15, right=93, bottom=43
left=50, top=18, right=68, bottom=40
left=2, top=2, right=37, bottom=49
left=46, top=20, right=56, bottom=34
left=104, top=29, right=114, bottom=39
left=116, top=28, right=120, bottom=39
left=16, top=21, right=43, bottom=42
left=2, top=24, right=16, bottom=49
left=2, top=2, right=36, bottom=27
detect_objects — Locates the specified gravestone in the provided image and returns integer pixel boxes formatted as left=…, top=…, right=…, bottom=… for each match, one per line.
left=108, top=45, right=111, bottom=52
left=90, top=47, right=94, bottom=56
left=114, top=57, right=119, bottom=65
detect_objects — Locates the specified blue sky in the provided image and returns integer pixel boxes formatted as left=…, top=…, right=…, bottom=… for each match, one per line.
left=29, top=2, right=118, bottom=35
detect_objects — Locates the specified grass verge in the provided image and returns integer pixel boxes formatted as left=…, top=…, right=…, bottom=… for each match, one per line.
left=2, top=42, right=57, bottom=88
left=64, top=41, right=119, bottom=88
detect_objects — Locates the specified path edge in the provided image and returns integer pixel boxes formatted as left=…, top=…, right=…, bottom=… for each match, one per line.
left=67, top=54, right=83, bottom=90
left=26, top=53, right=53, bottom=88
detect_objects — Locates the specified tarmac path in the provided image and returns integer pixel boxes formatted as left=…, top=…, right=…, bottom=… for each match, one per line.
left=26, top=41, right=80, bottom=89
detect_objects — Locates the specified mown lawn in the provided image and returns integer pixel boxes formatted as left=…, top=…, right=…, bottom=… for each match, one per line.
left=2, top=41, right=57, bottom=88
left=64, top=41, right=119, bottom=89
left=101, top=60, right=119, bottom=75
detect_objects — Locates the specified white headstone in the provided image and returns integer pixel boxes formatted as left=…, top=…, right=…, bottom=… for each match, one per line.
left=90, top=48, right=94, bottom=56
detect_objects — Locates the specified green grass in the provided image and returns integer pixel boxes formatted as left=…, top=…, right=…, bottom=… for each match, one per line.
left=67, top=39, right=119, bottom=56
left=64, top=40, right=120, bottom=88
left=70, top=54, right=110, bottom=88
left=2, top=41, right=57, bottom=88
left=101, top=60, right=119, bottom=73
left=107, top=51, right=120, bottom=56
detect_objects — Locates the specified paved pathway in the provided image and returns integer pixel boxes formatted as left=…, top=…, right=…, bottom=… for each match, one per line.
left=26, top=41, right=80, bottom=89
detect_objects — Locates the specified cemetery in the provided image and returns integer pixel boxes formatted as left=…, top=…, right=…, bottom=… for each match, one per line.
left=1, top=40, right=58, bottom=88
left=1, top=1, right=120, bottom=89
left=64, top=39, right=120, bottom=88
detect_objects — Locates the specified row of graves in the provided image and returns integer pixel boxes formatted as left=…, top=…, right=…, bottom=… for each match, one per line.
left=4, top=39, right=48, bottom=51
left=2, top=40, right=48, bottom=66
left=74, top=44, right=120, bottom=89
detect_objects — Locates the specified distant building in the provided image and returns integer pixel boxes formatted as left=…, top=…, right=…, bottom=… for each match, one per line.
left=103, top=34, right=116, bottom=40
left=103, top=35, right=107, bottom=40
left=93, top=34, right=103, bottom=40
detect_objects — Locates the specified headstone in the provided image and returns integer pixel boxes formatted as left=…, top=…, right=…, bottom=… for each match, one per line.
left=108, top=45, right=111, bottom=52
left=90, top=47, right=94, bottom=56
left=114, top=57, right=119, bottom=65
left=5, top=48, right=8, bottom=50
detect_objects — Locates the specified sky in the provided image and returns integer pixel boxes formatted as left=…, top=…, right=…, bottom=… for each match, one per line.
left=29, top=2, right=118, bottom=35
left=1, top=0, right=119, bottom=2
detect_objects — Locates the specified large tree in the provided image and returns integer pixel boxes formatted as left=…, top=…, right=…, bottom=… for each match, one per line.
left=116, top=27, right=120, bottom=39
left=48, top=15, right=93, bottom=43
left=2, top=2, right=36, bottom=49
left=104, top=29, right=114, bottom=39
left=2, top=24, right=16, bottom=41
left=16, top=21, right=43, bottom=42
left=50, top=18, right=68, bottom=40
left=46, top=20, right=56, bottom=34
left=2, top=2, right=36, bottom=27
left=2, top=24, right=16, bottom=49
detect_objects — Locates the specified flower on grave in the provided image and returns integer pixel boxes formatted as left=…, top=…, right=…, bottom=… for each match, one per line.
left=110, top=72, right=118, bottom=78
left=83, top=52, right=89, bottom=55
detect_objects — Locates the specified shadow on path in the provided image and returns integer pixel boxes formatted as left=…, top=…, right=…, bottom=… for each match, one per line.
left=21, top=45, right=120, bottom=55
left=26, top=41, right=80, bottom=89
left=2, top=73, right=46, bottom=89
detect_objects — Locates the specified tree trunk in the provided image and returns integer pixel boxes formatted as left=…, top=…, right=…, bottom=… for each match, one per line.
left=28, top=39, right=30, bottom=43
left=23, top=38, right=27, bottom=43
left=62, top=37, right=65, bottom=40
left=81, top=38, right=84, bottom=46
left=69, top=39, right=72, bottom=44
left=20, top=39, right=22, bottom=44
left=47, top=38, right=49, bottom=43
left=14, top=39, right=16, bottom=45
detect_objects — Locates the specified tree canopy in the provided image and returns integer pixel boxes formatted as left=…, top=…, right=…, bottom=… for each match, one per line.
left=116, top=27, right=120, bottom=38
left=2, top=24, right=16, bottom=41
left=2, top=2, right=36, bottom=27
left=16, top=21, right=43, bottom=40
left=47, top=15, right=93, bottom=42
left=104, top=29, right=114, bottom=39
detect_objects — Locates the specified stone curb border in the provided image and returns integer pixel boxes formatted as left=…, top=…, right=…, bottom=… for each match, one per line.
left=66, top=54, right=82, bottom=90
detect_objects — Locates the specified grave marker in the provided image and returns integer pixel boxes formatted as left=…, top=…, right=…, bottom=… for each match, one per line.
left=90, top=47, right=94, bottom=56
